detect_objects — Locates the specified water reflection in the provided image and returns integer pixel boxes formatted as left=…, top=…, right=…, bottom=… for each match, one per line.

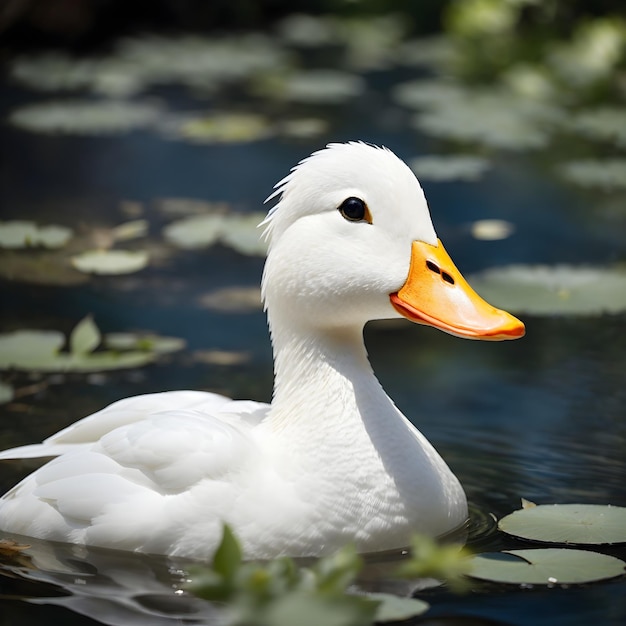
left=0, top=537, right=219, bottom=626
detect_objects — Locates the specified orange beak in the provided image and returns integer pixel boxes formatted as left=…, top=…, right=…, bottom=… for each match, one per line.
left=390, top=240, right=525, bottom=341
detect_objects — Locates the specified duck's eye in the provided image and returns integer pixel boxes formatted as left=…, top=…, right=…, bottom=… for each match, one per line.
left=338, top=197, right=372, bottom=223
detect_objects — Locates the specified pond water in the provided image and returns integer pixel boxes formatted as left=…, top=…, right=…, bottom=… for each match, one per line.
left=1, top=24, right=626, bottom=626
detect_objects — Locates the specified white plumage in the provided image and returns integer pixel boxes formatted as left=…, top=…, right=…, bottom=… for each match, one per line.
left=0, top=142, right=524, bottom=559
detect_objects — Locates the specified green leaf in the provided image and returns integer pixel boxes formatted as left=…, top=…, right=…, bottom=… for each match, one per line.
left=468, top=548, right=626, bottom=585
left=185, top=567, right=232, bottom=602
left=409, top=155, right=490, bottom=182
left=104, top=332, right=186, bottom=354
left=0, top=329, right=64, bottom=370
left=69, top=315, right=101, bottom=355
left=498, top=504, right=626, bottom=545
left=469, top=265, right=626, bottom=316
left=313, top=544, right=362, bottom=593
left=0, top=220, right=73, bottom=249
left=367, top=592, right=429, bottom=622
left=212, top=524, right=242, bottom=581
left=395, top=534, right=471, bottom=589
left=71, top=249, right=149, bottom=275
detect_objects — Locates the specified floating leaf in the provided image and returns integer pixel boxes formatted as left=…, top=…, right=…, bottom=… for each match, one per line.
left=409, top=155, right=490, bottom=181
left=9, top=100, right=162, bottom=135
left=51, top=351, right=156, bottom=372
left=164, top=213, right=266, bottom=256
left=220, top=214, right=267, bottom=256
left=280, top=118, right=329, bottom=139
left=470, top=219, right=515, bottom=240
left=469, top=265, right=626, bottom=315
left=0, top=381, right=14, bottom=404
left=469, top=548, right=626, bottom=585
left=0, top=330, right=64, bottom=370
left=392, top=79, right=465, bottom=110
left=163, top=214, right=225, bottom=249
left=266, top=70, right=366, bottom=104
left=367, top=593, right=429, bottom=622
left=69, top=315, right=101, bottom=355
left=394, top=79, right=559, bottom=150
left=499, top=504, right=626, bottom=545
left=71, top=249, right=149, bottom=274
left=0, top=221, right=73, bottom=249
left=565, top=108, right=626, bottom=148
left=165, top=112, right=272, bottom=144
left=111, top=220, right=149, bottom=241
left=412, top=91, right=558, bottom=150
left=104, top=332, right=185, bottom=354
left=559, top=159, right=626, bottom=190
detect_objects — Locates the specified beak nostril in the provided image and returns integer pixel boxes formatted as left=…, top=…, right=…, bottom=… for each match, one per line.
left=441, top=271, right=455, bottom=285
left=426, top=260, right=440, bottom=274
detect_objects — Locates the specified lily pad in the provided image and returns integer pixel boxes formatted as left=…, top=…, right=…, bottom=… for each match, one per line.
left=0, top=221, right=73, bottom=249
left=163, top=214, right=225, bottom=249
left=104, top=332, right=186, bottom=354
left=111, top=220, right=149, bottom=241
left=498, top=504, right=626, bottom=545
left=0, top=319, right=181, bottom=373
left=9, top=100, right=162, bottom=135
left=0, top=330, right=65, bottom=370
left=164, top=112, right=272, bottom=144
left=71, top=249, right=149, bottom=274
left=279, top=118, right=329, bottom=139
left=559, top=159, right=626, bottom=190
left=411, top=91, right=558, bottom=150
left=409, top=155, right=490, bottom=181
left=566, top=108, right=626, bottom=148
left=367, top=592, right=429, bottom=622
left=268, top=70, right=366, bottom=104
left=164, top=213, right=266, bottom=256
left=469, top=548, right=626, bottom=585
left=220, top=214, right=268, bottom=256
left=468, top=265, right=626, bottom=315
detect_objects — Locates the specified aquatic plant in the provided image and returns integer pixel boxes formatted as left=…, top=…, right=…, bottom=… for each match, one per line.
left=188, top=502, right=626, bottom=625
left=0, top=316, right=184, bottom=373
left=187, top=526, right=464, bottom=626
left=0, top=221, right=73, bottom=249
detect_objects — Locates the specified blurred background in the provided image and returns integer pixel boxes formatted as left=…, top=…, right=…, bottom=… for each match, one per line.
left=1, top=1, right=626, bottom=625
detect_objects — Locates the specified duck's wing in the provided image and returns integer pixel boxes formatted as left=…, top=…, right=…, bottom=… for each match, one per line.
left=0, top=408, right=264, bottom=550
left=0, top=390, right=241, bottom=460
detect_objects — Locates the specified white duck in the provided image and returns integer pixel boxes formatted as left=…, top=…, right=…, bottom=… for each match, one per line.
left=0, top=142, right=524, bottom=560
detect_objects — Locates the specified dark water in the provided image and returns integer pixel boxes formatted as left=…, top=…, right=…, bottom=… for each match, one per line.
left=1, top=64, right=626, bottom=625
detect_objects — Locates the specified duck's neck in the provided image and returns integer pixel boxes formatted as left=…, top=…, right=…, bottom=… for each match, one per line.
left=266, top=314, right=395, bottom=442
left=263, top=311, right=468, bottom=544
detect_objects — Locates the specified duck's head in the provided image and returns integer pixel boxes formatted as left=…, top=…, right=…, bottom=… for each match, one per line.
left=262, top=142, right=524, bottom=341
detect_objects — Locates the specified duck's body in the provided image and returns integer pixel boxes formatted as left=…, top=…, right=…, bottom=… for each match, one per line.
left=0, top=143, right=524, bottom=559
